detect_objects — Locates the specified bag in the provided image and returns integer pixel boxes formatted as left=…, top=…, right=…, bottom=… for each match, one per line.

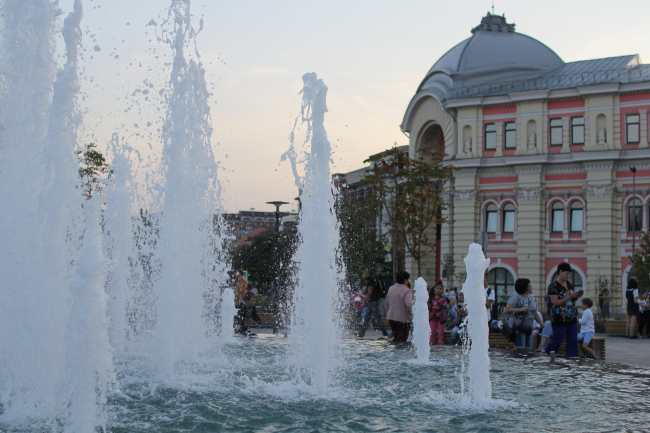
left=501, top=320, right=517, bottom=342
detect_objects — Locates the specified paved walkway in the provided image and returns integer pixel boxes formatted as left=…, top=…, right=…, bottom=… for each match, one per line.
left=599, top=334, right=650, bottom=367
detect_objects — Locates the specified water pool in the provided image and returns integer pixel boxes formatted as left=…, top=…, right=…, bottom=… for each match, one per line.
left=98, top=335, right=650, bottom=432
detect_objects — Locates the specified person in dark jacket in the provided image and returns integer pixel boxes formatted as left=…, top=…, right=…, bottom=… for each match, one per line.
left=236, top=291, right=262, bottom=335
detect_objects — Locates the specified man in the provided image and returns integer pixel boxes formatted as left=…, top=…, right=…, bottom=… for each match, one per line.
left=545, top=262, right=582, bottom=357
left=484, top=271, right=496, bottom=323
left=385, top=270, right=414, bottom=343
left=356, top=269, right=389, bottom=338
left=236, top=291, right=262, bottom=335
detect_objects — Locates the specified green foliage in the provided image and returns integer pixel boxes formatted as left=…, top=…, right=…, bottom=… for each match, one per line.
left=362, top=144, right=454, bottom=277
left=629, top=231, right=650, bottom=289
left=76, top=142, right=113, bottom=200
left=230, top=224, right=299, bottom=294
left=335, top=189, right=387, bottom=288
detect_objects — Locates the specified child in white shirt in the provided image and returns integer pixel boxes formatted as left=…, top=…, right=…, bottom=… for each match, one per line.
left=578, top=298, right=598, bottom=359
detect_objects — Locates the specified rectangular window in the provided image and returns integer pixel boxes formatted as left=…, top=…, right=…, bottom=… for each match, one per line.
left=504, top=122, right=516, bottom=149
left=503, top=210, right=515, bottom=233
left=484, top=124, right=497, bottom=150
left=627, top=114, right=640, bottom=144
left=552, top=209, right=564, bottom=232
left=486, top=210, right=497, bottom=233
left=550, top=118, right=563, bottom=146
left=570, top=209, right=583, bottom=232
left=571, top=117, right=584, bottom=145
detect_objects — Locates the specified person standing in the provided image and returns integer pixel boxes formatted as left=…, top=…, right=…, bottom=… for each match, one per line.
left=484, top=271, right=496, bottom=324
left=235, top=270, right=248, bottom=304
left=356, top=269, right=389, bottom=338
left=385, top=270, right=414, bottom=343
left=506, top=278, right=543, bottom=351
left=428, top=284, right=448, bottom=345
left=626, top=279, right=640, bottom=339
left=637, top=289, right=650, bottom=338
left=545, top=262, right=583, bottom=357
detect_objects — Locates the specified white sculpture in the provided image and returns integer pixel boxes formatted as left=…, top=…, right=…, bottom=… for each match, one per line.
left=597, top=127, right=606, bottom=145
left=464, top=136, right=472, bottom=151
left=527, top=131, right=536, bottom=148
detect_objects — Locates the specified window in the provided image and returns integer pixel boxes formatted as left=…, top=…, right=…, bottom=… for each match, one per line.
left=551, top=269, right=584, bottom=292
left=627, top=114, right=640, bottom=144
left=550, top=118, right=563, bottom=146
left=485, top=124, right=497, bottom=150
left=570, top=201, right=583, bottom=232
left=486, top=204, right=497, bottom=233
left=502, top=203, right=515, bottom=233
left=551, top=201, right=564, bottom=233
left=571, top=117, right=584, bottom=145
left=628, top=198, right=642, bottom=231
left=488, top=268, right=515, bottom=304
left=504, top=122, right=516, bottom=149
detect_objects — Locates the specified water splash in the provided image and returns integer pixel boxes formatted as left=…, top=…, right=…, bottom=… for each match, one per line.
left=220, top=288, right=237, bottom=343
left=412, top=277, right=431, bottom=364
left=285, top=73, right=343, bottom=394
left=153, top=0, right=223, bottom=377
left=462, top=243, right=492, bottom=404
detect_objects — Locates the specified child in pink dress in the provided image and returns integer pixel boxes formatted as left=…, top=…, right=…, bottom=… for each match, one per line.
left=429, top=284, right=448, bottom=344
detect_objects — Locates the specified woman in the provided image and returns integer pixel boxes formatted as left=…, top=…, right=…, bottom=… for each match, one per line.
left=626, top=279, right=640, bottom=338
left=385, top=270, right=414, bottom=343
left=506, top=278, right=544, bottom=350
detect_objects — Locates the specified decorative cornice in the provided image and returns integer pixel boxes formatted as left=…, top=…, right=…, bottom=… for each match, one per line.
left=454, top=190, right=478, bottom=203
left=516, top=187, right=543, bottom=201
left=585, top=184, right=615, bottom=199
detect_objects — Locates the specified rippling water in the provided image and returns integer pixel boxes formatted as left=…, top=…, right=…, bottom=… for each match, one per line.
left=100, top=335, right=650, bottom=432
left=6, top=335, right=649, bottom=432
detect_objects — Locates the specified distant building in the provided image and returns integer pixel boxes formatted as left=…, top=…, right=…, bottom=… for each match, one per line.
left=221, top=210, right=295, bottom=242
left=401, top=12, right=650, bottom=301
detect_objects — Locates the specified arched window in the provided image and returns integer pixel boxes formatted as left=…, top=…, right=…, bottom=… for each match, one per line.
left=569, top=201, right=583, bottom=233
left=628, top=198, right=642, bottom=232
left=551, top=201, right=564, bottom=233
left=488, top=267, right=515, bottom=304
left=502, top=203, right=515, bottom=233
left=486, top=204, right=497, bottom=233
left=551, top=269, right=584, bottom=292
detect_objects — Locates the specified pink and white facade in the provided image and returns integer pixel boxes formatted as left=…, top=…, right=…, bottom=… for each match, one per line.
left=401, top=13, right=650, bottom=301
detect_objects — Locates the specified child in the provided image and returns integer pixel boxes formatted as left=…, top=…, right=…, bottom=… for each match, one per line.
left=429, top=284, right=448, bottom=344
left=578, top=298, right=598, bottom=360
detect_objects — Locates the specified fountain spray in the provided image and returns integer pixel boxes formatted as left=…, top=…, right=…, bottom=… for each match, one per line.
left=412, top=277, right=431, bottom=363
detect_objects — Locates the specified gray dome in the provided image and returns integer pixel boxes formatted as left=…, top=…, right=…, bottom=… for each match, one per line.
left=419, top=13, right=565, bottom=98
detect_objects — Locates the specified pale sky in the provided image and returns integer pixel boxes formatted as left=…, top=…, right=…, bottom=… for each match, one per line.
left=59, top=0, right=650, bottom=213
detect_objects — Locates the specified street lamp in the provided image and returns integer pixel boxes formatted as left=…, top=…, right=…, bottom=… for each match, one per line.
left=266, top=201, right=289, bottom=334
left=630, top=166, right=637, bottom=257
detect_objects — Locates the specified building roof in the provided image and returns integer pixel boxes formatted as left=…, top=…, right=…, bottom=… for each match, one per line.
left=416, top=13, right=650, bottom=102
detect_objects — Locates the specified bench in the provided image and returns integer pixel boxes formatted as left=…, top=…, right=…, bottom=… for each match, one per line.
left=606, top=320, right=638, bottom=335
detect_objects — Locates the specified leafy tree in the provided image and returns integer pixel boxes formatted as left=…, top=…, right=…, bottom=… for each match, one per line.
left=76, top=142, right=113, bottom=200
left=363, top=144, right=453, bottom=278
left=629, top=231, right=650, bottom=290
left=335, top=187, right=387, bottom=288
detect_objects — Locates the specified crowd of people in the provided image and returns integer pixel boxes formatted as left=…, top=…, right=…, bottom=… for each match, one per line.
left=351, top=262, right=650, bottom=357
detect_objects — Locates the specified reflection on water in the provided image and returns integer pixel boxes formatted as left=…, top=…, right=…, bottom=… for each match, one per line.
left=96, top=336, right=650, bottom=432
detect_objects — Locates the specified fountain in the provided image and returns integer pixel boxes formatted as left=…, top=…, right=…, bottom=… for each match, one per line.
left=1, top=1, right=650, bottom=432
left=412, top=277, right=431, bottom=364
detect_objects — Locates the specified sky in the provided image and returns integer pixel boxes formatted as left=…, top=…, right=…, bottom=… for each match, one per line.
left=57, top=0, right=650, bottom=213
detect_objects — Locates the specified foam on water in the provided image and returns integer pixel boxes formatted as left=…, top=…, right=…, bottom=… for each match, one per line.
left=284, top=73, right=343, bottom=394
left=412, top=277, right=431, bottom=364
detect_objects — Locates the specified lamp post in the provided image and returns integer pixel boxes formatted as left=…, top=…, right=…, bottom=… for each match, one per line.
left=630, top=166, right=637, bottom=257
left=266, top=201, right=289, bottom=334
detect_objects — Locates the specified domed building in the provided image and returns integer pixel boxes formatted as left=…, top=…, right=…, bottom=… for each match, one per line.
left=403, top=13, right=650, bottom=310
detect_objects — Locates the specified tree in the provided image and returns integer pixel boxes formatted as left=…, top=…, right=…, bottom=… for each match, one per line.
left=629, top=231, right=650, bottom=290
left=76, top=142, right=113, bottom=200
left=335, top=187, right=387, bottom=288
left=363, top=144, right=454, bottom=278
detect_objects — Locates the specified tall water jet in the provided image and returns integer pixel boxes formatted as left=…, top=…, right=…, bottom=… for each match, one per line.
left=220, top=288, right=237, bottom=343
left=153, top=0, right=223, bottom=376
left=59, top=197, right=115, bottom=432
left=284, top=73, right=342, bottom=394
left=104, top=135, right=138, bottom=352
left=0, top=0, right=85, bottom=423
left=412, top=277, right=431, bottom=363
left=462, top=243, right=492, bottom=404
